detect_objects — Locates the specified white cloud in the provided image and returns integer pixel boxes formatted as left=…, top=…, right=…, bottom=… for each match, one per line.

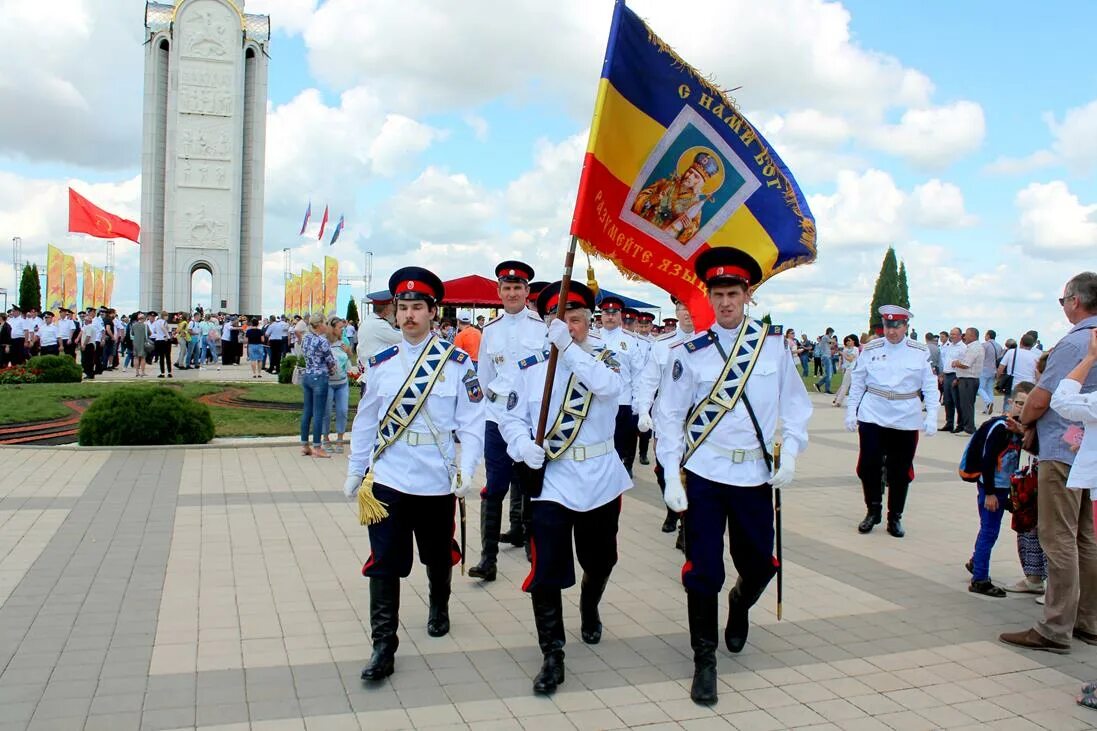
left=809, top=169, right=906, bottom=248
left=245, top=0, right=319, bottom=36
left=1015, top=180, right=1097, bottom=258
left=1046, top=99, right=1097, bottom=174
left=908, top=179, right=976, bottom=228
left=463, top=114, right=490, bottom=143
left=0, top=0, right=145, bottom=169
left=865, top=101, right=986, bottom=169
left=383, top=167, right=497, bottom=244
left=983, top=150, right=1056, bottom=176
left=504, top=132, right=587, bottom=231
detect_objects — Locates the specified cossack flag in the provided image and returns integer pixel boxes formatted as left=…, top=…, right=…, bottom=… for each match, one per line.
left=571, top=1, right=816, bottom=328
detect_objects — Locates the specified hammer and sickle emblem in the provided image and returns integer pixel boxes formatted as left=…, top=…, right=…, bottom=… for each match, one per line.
left=94, top=215, right=113, bottom=235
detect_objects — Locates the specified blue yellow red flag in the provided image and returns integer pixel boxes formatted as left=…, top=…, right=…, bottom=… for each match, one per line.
left=571, top=0, right=816, bottom=327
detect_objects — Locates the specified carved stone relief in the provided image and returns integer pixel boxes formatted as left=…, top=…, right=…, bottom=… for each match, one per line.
left=180, top=2, right=234, bottom=61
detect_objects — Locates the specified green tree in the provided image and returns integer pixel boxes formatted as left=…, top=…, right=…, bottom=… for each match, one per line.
left=18, top=263, right=41, bottom=311
left=345, top=297, right=360, bottom=323
left=897, top=260, right=910, bottom=310
left=868, top=247, right=900, bottom=333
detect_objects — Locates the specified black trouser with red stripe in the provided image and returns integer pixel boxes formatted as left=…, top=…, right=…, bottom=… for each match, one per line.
left=362, top=484, right=461, bottom=578
left=856, top=421, right=918, bottom=518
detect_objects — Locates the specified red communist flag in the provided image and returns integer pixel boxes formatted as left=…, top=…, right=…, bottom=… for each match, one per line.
left=68, top=188, right=140, bottom=243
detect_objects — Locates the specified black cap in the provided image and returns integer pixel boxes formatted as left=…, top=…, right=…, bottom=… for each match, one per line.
left=527, top=280, right=549, bottom=302
left=536, top=281, right=596, bottom=318
left=389, top=266, right=445, bottom=304
left=495, top=260, right=534, bottom=283
left=599, top=295, right=625, bottom=312
left=43, top=311, right=54, bottom=317
left=694, top=247, right=763, bottom=288
left=622, top=307, right=640, bottom=322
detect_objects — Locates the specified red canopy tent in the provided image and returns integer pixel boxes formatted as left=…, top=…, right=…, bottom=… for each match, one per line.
left=441, top=275, right=502, bottom=307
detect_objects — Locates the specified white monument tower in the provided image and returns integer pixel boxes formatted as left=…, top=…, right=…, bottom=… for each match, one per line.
left=141, top=0, right=269, bottom=313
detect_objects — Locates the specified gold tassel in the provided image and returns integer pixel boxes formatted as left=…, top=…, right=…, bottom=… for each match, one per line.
left=357, top=471, right=389, bottom=525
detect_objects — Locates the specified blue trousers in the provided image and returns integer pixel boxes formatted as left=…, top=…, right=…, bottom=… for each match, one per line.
left=681, top=471, right=776, bottom=598
left=326, top=381, right=349, bottom=435
left=300, top=372, right=330, bottom=445
left=971, top=483, right=1009, bottom=581
left=362, top=484, right=459, bottom=578
left=482, top=420, right=516, bottom=501
left=523, top=496, right=621, bottom=592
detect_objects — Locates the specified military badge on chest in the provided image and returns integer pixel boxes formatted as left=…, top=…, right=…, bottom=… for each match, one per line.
left=462, top=369, right=482, bottom=402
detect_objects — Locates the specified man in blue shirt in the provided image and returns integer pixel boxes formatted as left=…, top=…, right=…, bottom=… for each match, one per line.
left=1001, top=272, right=1097, bottom=654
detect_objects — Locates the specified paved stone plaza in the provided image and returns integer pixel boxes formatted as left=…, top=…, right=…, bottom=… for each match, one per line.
left=1, top=392, right=1096, bottom=731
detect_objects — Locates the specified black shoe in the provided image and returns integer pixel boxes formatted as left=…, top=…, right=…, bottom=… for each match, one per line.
left=687, top=591, right=719, bottom=705
left=499, top=527, right=525, bottom=547
left=531, top=590, right=565, bottom=695
left=361, top=577, right=400, bottom=682
left=425, top=565, right=451, bottom=637
left=639, top=454, right=650, bottom=465
left=970, top=580, right=1006, bottom=598
left=675, top=526, right=685, bottom=552
left=858, top=508, right=882, bottom=534
left=814, top=381, right=822, bottom=392
left=468, top=559, right=497, bottom=582
left=724, top=591, right=749, bottom=653
left=661, top=510, right=678, bottom=533
left=887, top=515, right=905, bottom=538
left=964, top=559, right=974, bottom=575
left=579, top=573, right=609, bottom=645
left=942, top=424, right=954, bottom=432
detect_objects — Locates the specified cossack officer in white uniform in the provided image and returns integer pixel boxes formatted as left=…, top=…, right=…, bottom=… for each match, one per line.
left=344, top=266, right=485, bottom=683
left=845, top=305, right=939, bottom=537
left=468, top=261, right=547, bottom=581
left=597, top=295, right=644, bottom=476
left=636, top=297, right=695, bottom=538
left=501, top=281, right=631, bottom=696
left=655, top=248, right=812, bottom=706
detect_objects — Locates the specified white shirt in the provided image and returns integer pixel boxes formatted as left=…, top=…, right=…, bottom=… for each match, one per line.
left=114, top=317, right=124, bottom=340
left=150, top=318, right=168, bottom=341
left=940, top=340, right=965, bottom=375
left=7, top=315, right=26, bottom=339
left=348, top=336, right=486, bottom=495
left=655, top=320, right=813, bottom=487
left=80, top=321, right=103, bottom=346
left=358, top=314, right=402, bottom=362
left=1000, top=347, right=1040, bottom=386
left=344, top=323, right=357, bottom=343
left=635, top=328, right=694, bottom=422
left=500, top=338, right=631, bottom=512
left=599, top=325, right=644, bottom=409
left=478, top=309, right=547, bottom=423
left=847, top=338, right=939, bottom=431
left=956, top=340, right=984, bottom=378
left=1051, top=379, right=1097, bottom=490
left=265, top=321, right=288, bottom=340
left=37, top=323, right=59, bottom=347
left=56, top=317, right=76, bottom=341
left=24, top=316, right=43, bottom=340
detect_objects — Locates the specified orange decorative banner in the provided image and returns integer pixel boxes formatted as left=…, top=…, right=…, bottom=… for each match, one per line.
left=46, top=245, right=64, bottom=311
left=63, top=255, right=77, bottom=310
left=104, top=272, right=114, bottom=308
left=93, top=267, right=105, bottom=308
left=300, top=269, right=310, bottom=313
left=311, top=265, right=323, bottom=314
left=81, top=261, right=93, bottom=311
left=324, top=256, right=339, bottom=316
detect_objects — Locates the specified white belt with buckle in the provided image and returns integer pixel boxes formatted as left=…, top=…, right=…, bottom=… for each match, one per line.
left=555, top=438, right=615, bottom=462
left=866, top=386, right=919, bottom=400
left=707, top=444, right=771, bottom=464
left=400, top=431, right=444, bottom=446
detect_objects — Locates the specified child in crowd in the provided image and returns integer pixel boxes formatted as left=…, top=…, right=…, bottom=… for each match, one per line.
left=966, top=382, right=1036, bottom=597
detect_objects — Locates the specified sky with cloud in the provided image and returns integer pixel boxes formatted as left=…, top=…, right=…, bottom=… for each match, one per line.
left=0, top=0, right=1093, bottom=342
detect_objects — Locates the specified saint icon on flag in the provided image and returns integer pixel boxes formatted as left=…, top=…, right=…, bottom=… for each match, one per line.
left=622, top=107, right=760, bottom=258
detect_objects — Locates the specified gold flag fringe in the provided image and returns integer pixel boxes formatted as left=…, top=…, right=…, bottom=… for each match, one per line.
left=357, top=471, right=389, bottom=525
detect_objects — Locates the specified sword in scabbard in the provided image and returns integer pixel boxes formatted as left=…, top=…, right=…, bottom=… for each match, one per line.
left=459, top=495, right=467, bottom=576
left=774, top=442, right=783, bottom=621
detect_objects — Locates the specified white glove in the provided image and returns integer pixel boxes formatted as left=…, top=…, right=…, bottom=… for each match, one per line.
left=519, top=440, right=546, bottom=469
left=451, top=471, right=474, bottom=499
left=923, top=417, right=938, bottom=437
left=344, top=474, right=363, bottom=499
left=637, top=411, right=653, bottom=433
left=548, top=318, right=571, bottom=351
left=664, top=471, right=688, bottom=513
left=844, top=413, right=858, bottom=433
left=770, top=454, right=796, bottom=490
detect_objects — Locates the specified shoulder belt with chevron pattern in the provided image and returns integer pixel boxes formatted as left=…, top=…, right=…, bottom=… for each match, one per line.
left=543, top=349, right=615, bottom=461
left=373, top=336, right=456, bottom=463
left=681, top=318, right=769, bottom=465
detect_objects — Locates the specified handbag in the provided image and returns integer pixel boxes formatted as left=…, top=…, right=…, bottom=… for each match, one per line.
left=1009, top=459, right=1038, bottom=533
left=995, top=348, right=1016, bottom=395
left=292, top=363, right=305, bottom=385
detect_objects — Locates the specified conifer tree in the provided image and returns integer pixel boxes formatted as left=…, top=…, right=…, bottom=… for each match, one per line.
left=868, top=247, right=900, bottom=333
left=345, top=297, right=360, bottom=323
left=19, top=263, right=41, bottom=311
left=897, top=261, right=910, bottom=310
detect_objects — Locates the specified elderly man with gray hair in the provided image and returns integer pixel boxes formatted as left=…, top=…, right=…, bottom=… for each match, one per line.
left=1001, top=272, right=1097, bottom=654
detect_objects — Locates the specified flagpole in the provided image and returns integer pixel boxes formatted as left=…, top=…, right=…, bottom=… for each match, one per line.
left=533, top=235, right=579, bottom=446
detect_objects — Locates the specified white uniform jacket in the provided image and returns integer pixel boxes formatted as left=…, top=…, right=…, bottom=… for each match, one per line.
left=655, top=321, right=812, bottom=487
left=635, top=329, right=693, bottom=428
left=348, top=337, right=486, bottom=496
left=847, top=338, right=939, bottom=431
left=357, top=314, right=402, bottom=363
left=599, top=326, right=644, bottom=411
left=478, top=310, right=546, bottom=424
left=499, top=338, right=632, bottom=513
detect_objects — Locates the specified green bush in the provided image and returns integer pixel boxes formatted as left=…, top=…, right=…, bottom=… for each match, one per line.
left=26, top=355, right=82, bottom=383
left=279, top=355, right=300, bottom=384
left=78, top=387, right=215, bottom=446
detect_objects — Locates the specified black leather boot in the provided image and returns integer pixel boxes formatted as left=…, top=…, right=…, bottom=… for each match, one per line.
left=531, top=589, right=565, bottom=694
left=724, top=574, right=773, bottom=654
left=579, top=573, right=610, bottom=644
left=887, top=513, right=905, bottom=538
left=469, top=498, right=502, bottom=581
left=361, top=578, right=400, bottom=681
left=500, top=483, right=525, bottom=546
left=857, top=504, right=882, bottom=534
left=661, top=509, right=679, bottom=533
left=426, top=564, right=451, bottom=637
left=675, top=525, right=685, bottom=552
left=687, top=591, right=718, bottom=705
